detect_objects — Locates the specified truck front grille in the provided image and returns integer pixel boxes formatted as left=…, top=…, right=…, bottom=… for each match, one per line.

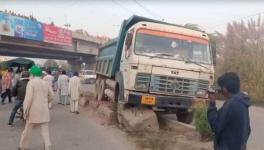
left=149, top=75, right=209, bottom=97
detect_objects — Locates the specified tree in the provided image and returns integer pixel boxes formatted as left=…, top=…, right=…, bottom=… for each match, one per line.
left=216, top=16, right=264, bottom=102
left=59, top=61, right=71, bottom=71
left=44, top=59, right=58, bottom=69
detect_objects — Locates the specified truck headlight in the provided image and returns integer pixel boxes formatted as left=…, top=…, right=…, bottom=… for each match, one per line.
left=135, top=73, right=150, bottom=91
left=196, top=89, right=207, bottom=98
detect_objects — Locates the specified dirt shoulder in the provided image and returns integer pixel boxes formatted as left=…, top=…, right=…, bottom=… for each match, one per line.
left=81, top=96, right=213, bottom=150
left=127, top=116, right=213, bottom=150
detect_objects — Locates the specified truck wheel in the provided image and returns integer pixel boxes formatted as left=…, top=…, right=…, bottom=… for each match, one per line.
left=97, top=80, right=106, bottom=101
left=95, top=79, right=100, bottom=99
left=176, top=109, right=194, bottom=124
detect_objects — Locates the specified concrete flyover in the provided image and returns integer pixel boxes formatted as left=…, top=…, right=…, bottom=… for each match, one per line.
left=0, top=31, right=102, bottom=71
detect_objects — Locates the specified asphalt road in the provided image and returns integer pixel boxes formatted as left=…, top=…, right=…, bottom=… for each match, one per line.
left=216, top=101, right=264, bottom=150
left=0, top=100, right=136, bottom=150
left=163, top=101, right=264, bottom=150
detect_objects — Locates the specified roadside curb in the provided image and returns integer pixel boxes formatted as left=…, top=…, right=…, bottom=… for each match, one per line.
left=164, top=117, right=195, bottom=130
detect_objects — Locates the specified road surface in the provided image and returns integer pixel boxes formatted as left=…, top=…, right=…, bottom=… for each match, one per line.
left=216, top=101, right=264, bottom=150
left=0, top=101, right=137, bottom=150
left=165, top=101, right=264, bottom=150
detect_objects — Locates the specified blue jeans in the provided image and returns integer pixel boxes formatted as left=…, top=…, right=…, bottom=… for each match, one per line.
left=9, top=100, right=23, bottom=124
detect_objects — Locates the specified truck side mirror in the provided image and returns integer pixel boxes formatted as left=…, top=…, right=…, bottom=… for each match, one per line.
left=125, top=32, right=133, bottom=50
left=211, top=44, right=216, bottom=66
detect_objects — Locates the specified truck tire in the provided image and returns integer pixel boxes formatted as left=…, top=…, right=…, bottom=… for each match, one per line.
left=95, top=79, right=101, bottom=99
left=176, top=109, right=194, bottom=124
left=115, top=72, right=125, bottom=102
left=97, top=80, right=106, bottom=101
left=117, top=103, right=125, bottom=126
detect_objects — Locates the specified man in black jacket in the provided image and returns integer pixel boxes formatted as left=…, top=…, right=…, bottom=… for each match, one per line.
left=207, top=72, right=251, bottom=150
left=8, top=71, right=30, bottom=125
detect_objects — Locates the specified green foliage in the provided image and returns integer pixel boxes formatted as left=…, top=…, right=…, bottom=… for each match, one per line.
left=194, top=103, right=213, bottom=141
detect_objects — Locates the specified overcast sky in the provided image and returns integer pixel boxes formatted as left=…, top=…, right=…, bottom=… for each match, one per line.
left=1, top=0, right=264, bottom=38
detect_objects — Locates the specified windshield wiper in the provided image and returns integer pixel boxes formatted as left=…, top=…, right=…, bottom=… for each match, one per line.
left=184, top=59, right=210, bottom=70
left=149, top=53, right=175, bottom=59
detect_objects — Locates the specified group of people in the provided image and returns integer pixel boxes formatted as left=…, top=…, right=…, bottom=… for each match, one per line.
left=44, top=70, right=81, bottom=114
left=0, top=9, right=37, bottom=21
left=1, top=66, right=81, bottom=150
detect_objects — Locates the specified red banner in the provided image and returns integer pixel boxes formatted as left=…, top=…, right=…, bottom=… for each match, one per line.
left=43, top=24, right=72, bottom=46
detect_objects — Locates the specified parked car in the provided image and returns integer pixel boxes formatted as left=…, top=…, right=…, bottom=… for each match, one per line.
left=79, top=70, right=96, bottom=84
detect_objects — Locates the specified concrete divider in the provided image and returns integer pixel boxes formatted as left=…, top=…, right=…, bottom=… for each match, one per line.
left=118, top=107, right=159, bottom=132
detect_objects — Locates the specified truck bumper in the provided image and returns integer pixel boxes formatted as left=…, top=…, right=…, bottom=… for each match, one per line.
left=127, top=92, right=195, bottom=109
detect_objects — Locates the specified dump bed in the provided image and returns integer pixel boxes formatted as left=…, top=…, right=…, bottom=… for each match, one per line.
left=95, top=15, right=188, bottom=78
left=95, top=39, right=118, bottom=77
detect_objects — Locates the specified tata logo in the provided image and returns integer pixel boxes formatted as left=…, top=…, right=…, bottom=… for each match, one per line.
left=171, top=70, right=179, bottom=75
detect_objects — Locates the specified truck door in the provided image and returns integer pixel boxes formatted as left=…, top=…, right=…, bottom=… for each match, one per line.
left=120, top=29, right=134, bottom=89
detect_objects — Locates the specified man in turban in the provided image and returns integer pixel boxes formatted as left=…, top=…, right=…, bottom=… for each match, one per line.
left=19, top=66, right=54, bottom=150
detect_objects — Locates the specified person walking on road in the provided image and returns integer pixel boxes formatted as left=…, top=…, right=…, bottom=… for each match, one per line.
left=8, top=71, right=30, bottom=126
left=13, top=69, right=21, bottom=88
left=57, top=70, right=69, bottom=105
left=19, top=66, right=54, bottom=150
left=68, top=72, right=81, bottom=114
left=207, top=72, right=251, bottom=150
left=43, top=70, right=54, bottom=108
left=1, top=68, right=13, bottom=104
left=43, top=70, right=54, bottom=88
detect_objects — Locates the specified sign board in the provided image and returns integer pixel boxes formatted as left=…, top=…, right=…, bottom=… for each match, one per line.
left=43, top=24, right=72, bottom=46
left=0, top=12, right=72, bottom=46
left=0, top=12, right=43, bottom=41
left=11, top=16, right=43, bottom=41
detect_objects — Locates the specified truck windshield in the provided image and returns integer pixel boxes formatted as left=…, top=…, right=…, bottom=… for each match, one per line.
left=134, top=29, right=212, bottom=64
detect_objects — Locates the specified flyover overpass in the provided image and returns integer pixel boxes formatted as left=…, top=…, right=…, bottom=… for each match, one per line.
left=0, top=12, right=109, bottom=71
left=0, top=31, right=102, bottom=70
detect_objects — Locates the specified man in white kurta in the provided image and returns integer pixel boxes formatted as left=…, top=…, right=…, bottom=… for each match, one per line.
left=57, top=71, right=69, bottom=105
left=19, top=66, right=54, bottom=150
left=43, top=70, right=54, bottom=88
left=43, top=70, right=54, bottom=108
left=68, top=72, right=81, bottom=114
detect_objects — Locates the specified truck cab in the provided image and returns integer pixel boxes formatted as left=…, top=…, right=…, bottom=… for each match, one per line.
left=95, top=16, right=214, bottom=123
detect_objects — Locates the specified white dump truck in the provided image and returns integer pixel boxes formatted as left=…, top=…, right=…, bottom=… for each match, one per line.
left=95, top=16, right=215, bottom=124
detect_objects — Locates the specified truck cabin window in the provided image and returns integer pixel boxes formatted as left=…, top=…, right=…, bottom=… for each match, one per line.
left=134, top=29, right=212, bottom=64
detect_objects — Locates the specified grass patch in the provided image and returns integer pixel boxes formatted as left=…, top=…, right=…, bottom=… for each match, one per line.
left=128, top=130, right=177, bottom=150
left=194, top=101, right=214, bottom=141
